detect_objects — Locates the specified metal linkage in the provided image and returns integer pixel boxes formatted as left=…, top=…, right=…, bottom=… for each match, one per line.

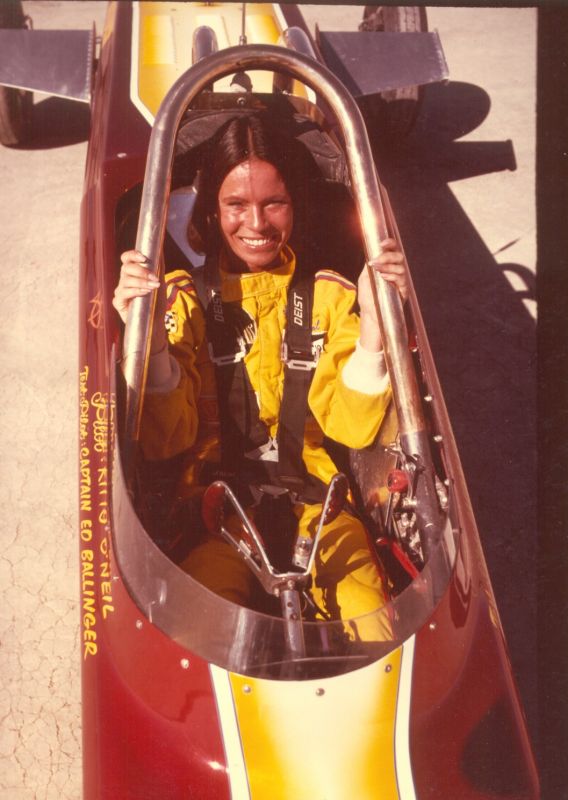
left=201, top=474, right=349, bottom=659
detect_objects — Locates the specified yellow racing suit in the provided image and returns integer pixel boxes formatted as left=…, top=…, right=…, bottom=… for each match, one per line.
left=141, top=246, right=392, bottom=638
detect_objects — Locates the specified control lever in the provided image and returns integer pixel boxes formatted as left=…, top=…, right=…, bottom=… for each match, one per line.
left=201, top=474, right=349, bottom=659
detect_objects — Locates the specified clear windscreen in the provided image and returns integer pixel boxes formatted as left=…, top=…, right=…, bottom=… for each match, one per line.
left=112, top=435, right=459, bottom=681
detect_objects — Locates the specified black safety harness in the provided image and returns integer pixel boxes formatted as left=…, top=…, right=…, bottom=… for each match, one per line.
left=192, top=258, right=326, bottom=505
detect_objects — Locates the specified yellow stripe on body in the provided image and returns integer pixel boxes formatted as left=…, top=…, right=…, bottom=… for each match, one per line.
left=229, top=648, right=404, bottom=800
left=141, top=12, right=176, bottom=65
left=240, top=9, right=287, bottom=95
left=132, top=2, right=300, bottom=124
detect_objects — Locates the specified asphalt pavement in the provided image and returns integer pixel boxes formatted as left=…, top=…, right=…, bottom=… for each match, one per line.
left=0, top=4, right=537, bottom=798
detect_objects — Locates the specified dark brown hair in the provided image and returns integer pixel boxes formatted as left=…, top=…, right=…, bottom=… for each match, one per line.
left=188, top=112, right=317, bottom=256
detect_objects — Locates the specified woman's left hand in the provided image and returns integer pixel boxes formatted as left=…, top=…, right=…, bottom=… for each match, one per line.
left=357, top=238, right=408, bottom=352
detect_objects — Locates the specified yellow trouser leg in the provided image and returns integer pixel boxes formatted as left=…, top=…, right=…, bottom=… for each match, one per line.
left=296, top=504, right=392, bottom=641
left=180, top=502, right=391, bottom=640
left=179, top=516, right=256, bottom=606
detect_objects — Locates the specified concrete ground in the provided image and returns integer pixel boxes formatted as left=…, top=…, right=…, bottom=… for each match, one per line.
left=0, top=3, right=537, bottom=798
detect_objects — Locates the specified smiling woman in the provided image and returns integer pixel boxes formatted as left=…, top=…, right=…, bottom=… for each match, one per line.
left=217, top=159, right=293, bottom=272
left=184, top=113, right=315, bottom=266
left=113, top=110, right=407, bottom=634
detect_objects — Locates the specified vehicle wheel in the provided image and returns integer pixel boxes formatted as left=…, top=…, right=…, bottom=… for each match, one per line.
left=359, top=6, right=428, bottom=141
left=0, top=0, right=26, bottom=27
left=0, top=85, right=32, bottom=146
left=0, top=0, right=32, bottom=147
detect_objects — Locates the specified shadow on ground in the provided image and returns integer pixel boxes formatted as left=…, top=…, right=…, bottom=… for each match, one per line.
left=373, top=80, right=537, bottom=751
left=535, top=9, right=568, bottom=799
left=21, top=95, right=90, bottom=149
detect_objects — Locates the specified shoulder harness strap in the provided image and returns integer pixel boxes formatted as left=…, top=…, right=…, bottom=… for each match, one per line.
left=277, top=269, right=321, bottom=497
left=198, top=257, right=271, bottom=478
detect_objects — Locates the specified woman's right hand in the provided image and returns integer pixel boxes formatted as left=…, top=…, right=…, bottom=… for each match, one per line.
left=112, top=250, right=167, bottom=354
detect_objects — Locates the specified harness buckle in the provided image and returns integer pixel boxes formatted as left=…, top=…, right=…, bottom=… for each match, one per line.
left=208, top=342, right=246, bottom=366
left=281, top=341, right=318, bottom=371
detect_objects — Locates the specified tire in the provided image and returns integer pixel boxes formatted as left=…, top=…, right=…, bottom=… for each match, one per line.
left=0, top=0, right=33, bottom=147
left=0, top=0, right=26, bottom=27
left=359, top=6, right=428, bottom=141
left=0, top=85, right=32, bottom=146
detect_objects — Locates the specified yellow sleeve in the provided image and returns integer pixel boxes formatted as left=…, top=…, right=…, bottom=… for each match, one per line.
left=139, top=270, right=206, bottom=460
left=308, top=271, right=391, bottom=449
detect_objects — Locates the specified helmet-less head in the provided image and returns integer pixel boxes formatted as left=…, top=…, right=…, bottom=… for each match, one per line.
left=217, top=157, right=293, bottom=272
left=189, top=114, right=311, bottom=273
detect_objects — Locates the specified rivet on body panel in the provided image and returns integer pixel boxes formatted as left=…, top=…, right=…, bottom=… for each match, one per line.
left=180, top=658, right=190, bottom=670
left=385, top=664, right=392, bottom=673
left=429, top=621, right=437, bottom=631
left=243, top=684, right=252, bottom=694
left=135, top=619, right=143, bottom=630
left=316, top=688, right=325, bottom=696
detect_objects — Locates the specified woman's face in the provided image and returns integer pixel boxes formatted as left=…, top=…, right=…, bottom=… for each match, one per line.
left=217, top=158, right=293, bottom=272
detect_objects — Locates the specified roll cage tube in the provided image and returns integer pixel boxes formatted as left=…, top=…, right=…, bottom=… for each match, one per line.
left=122, top=43, right=444, bottom=558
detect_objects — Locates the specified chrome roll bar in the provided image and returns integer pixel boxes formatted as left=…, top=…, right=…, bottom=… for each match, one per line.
left=122, top=44, right=431, bottom=510
left=274, top=27, right=318, bottom=94
left=192, top=26, right=218, bottom=64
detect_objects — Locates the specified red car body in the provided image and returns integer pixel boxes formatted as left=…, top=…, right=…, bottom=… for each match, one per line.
left=70, top=3, right=539, bottom=797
